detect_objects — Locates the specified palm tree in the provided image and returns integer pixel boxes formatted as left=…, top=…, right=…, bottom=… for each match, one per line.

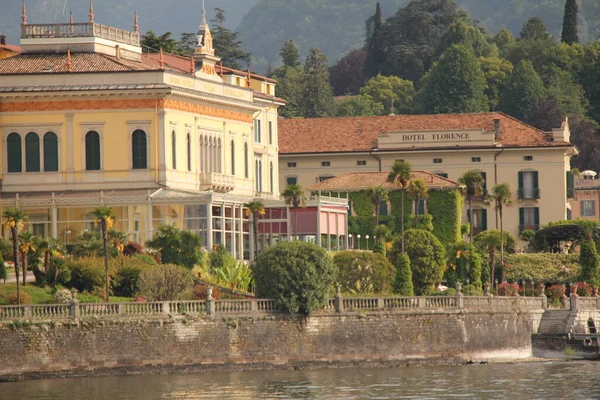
left=18, top=231, right=36, bottom=286
left=3, top=208, right=27, bottom=305
left=283, top=184, right=307, bottom=240
left=244, top=200, right=266, bottom=258
left=37, top=237, right=64, bottom=283
left=366, top=186, right=389, bottom=225
left=407, top=179, right=429, bottom=228
left=459, top=170, right=485, bottom=243
left=487, top=183, right=512, bottom=284
left=108, top=229, right=129, bottom=254
left=92, top=206, right=115, bottom=302
left=387, top=161, right=412, bottom=254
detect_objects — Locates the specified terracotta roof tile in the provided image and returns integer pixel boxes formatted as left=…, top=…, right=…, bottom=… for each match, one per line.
left=0, top=53, right=138, bottom=74
left=307, top=171, right=458, bottom=192
left=0, top=44, right=21, bottom=53
left=279, top=113, right=570, bottom=154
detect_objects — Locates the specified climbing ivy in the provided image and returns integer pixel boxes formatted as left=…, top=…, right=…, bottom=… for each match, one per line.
left=427, top=189, right=463, bottom=245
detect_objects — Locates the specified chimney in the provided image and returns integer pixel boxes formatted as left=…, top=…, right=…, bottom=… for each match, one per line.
left=115, top=45, right=120, bottom=59
left=494, top=118, right=501, bottom=141
left=0, top=35, right=6, bottom=45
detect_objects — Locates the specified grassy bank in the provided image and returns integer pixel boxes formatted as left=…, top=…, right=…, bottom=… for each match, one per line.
left=0, top=283, right=131, bottom=305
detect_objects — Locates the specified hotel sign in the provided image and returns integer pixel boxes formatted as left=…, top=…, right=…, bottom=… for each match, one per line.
left=378, top=129, right=493, bottom=150
left=400, top=132, right=471, bottom=142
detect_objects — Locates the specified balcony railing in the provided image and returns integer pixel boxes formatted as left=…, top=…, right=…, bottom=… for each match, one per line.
left=519, top=224, right=540, bottom=233
left=200, top=173, right=235, bottom=193
left=21, top=22, right=140, bottom=46
left=518, top=188, right=540, bottom=200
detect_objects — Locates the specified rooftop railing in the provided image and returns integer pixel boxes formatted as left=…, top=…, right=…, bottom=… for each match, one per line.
left=22, top=22, right=140, bottom=46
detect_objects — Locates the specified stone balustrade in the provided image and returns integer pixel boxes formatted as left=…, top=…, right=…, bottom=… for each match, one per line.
left=21, top=22, right=140, bottom=46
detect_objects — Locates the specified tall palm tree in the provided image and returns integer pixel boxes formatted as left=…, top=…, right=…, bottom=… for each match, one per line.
left=92, top=206, right=115, bottom=302
left=487, top=183, right=512, bottom=283
left=37, top=237, right=64, bottom=282
left=18, top=231, right=36, bottom=286
left=459, top=170, right=485, bottom=243
left=244, top=200, right=266, bottom=258
left=407, top=179, right=429, bottom=228
left=3, top=208, right=27, bottom=305
left=387, top=161, right=412, bottom=254
left=283, top=184, right=307, bottom=240
left=366, top=186, right=389, bottom=225
left=108, top=229, right=129, bottom=254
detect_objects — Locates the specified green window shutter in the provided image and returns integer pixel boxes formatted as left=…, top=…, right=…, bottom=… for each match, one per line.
left=25, top=132, right=40, bottom=172
left=418, top=199, right=426, bottom=215
left=85, top=131, right=101, bottom=171
left=518, top=171, right=524, bottom=190
left=43, top=132, right=59, bottom=172
left=533, top=171, right=539, bottom=188
left=467, top=209, right=471, bottom=224
left=132, top=130, right=147, bottom=169
left=534, top=207, right=540, bottom=227
left=7, top=132, right=22, bottom=173
left=519, top=208, right=525, bottom=226
left=437, top=172, right=448, bottom=178
left=567, top=171, right=574, bottom=189
left=481, top=209, right=488, bottom=231
left=567, top=208, right=572, bottom=220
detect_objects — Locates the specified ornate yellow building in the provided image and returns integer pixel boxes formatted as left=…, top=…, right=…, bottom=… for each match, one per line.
left=0, top=2, right=285, bottom=259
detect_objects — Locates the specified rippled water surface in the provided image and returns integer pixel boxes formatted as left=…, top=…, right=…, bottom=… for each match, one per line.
left=4, top=362, right=600, bottom=399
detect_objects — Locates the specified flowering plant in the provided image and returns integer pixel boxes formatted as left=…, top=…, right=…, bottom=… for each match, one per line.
left=498, top=282, right=520, bottom=296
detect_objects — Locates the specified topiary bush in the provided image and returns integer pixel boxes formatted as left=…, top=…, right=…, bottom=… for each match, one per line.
left=333, top=251, right=395, bottom=294
left=503, top=253, right=579, bottom=283
left=394, top=253, right=414, bottom=296
left=253, top=241, right=338, bottom=315
left=68, top=258, right=105, bottom=292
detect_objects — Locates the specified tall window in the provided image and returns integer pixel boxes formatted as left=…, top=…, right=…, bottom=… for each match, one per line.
left=254, top=119, right=262, bottom=143
left=581, top=200, right=596, bottom=217
left=268, top=121, right=273, bottom=145
left=244, top=142, right=249, bottom=178
left=270, top=161, right=274, bottom=194
left=25, top=132, right=40, bottom=172
left=231, top=140, right=235, bottom=175
left=171, top=131, right=177, bottom=170
left=186, top=133, right=191, bottom=172
left=7, top=132, right=22, bottom=173
left=519, top=207, right=540, bottom=232
left=518, top=171, right=540, bottom=199
left=85, top=131, right=101, bottom=171
left=467, top=209, right=487, bottom=235
left=43, top=132, right=59, bottom=172
left=132, top=130, right=147, bottom=169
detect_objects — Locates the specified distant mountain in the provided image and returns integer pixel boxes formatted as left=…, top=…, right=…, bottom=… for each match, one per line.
left=238, top=0, right=600, bottom=70
left=0, top=0, right=257, bottom=45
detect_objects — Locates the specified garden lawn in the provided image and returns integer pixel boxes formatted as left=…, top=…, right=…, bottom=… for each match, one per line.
left=0, top=283, right=131, bottom=305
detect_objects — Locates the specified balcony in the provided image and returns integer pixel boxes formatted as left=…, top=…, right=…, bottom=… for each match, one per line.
left=21, top=22, right=140, bottom=46
left=518, top=188, right=540, bottom=200
left=471, top=189, right=488, bottom=201
left=200, top=173, right=235, bottom=193
left=519, top=224, right=540, bottom=233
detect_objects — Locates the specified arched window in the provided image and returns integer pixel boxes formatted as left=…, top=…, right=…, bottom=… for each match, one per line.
left=270, top=161, right=274, bottom=194
left=171, top=130, right=177, bottom=170
left=43, top=132, right=59, bottom=172
left=25, top=132, right=40, bottom=172
left=132, top=129, right=147, bottom=169
left=231, top=140, right=235, bottom=175
left=244, top=142, right=249, bottom=178
left=186, top=133, right=191, bottom=172
left=7, top=132, right=21, bottom=173
left=85, top=131, right=101, bottom=171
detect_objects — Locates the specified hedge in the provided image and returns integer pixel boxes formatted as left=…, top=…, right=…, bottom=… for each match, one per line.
left=503, top=253, right=580, bottom=283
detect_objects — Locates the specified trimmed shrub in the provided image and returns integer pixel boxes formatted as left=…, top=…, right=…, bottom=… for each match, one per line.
left=69, top=258, right=104, bottom=292
left=253, top=241, right=338, bottom=315
left=503, top=253, right=579, bottom=283
left=394, top=253, right=414, bottom=296
left=8, top=292, right=31, bottom=305
left=580, top=240, right=600, bottom=286
left=52, top=288, right=72, bottom=304
left=111, top=255, right=156, bottom=297
left=146, top=225, right=202, bottom=269
left=138, top=264, right=194, bottom=301
left=333, top=251, right=395, bottom=294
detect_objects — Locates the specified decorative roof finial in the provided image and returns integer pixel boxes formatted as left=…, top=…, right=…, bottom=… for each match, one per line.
left=66, top=50, right=73, bottom=72
left=190, top=56, right=195, bottom=74
left=21, top=0, right=27, bottom=25
left=159, top=48, right=164, bottom=69
left=69, top=11, right=75, bottom=32
left=201, top=0, right=207, bottom=26
left=89, top=0, right=95, bottom=23
left=134, top=11, right=139, bottom=33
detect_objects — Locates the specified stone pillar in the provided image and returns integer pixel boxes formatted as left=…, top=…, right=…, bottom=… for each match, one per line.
left=570, top=284, right=579, bottom=311
left=206, top=286, right=215, bottom=316
left=69, top=288, right=79, bottom=319
left=334, top=284, right=343, bottom=313
left=483, top=282, right=491, bottom=297
left=51, top=204, right=58, bottom=239
left=456, top=282, right=464, bottom=309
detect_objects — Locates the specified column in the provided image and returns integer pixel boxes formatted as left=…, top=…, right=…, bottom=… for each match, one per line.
left=147, top=192, right=153, bottom=242
left=51, top=204, right=58, bottom=239
left=238, top=204, right=244, bottom=260
left=158, top=110, right=167, bottom=183
left=206, top=201, right=213, bottom=250
left=316, top=202, right=322, bottom=247
left=66, top=113, right=74, bottom=182
left=232, top=204, right=237, bottom=259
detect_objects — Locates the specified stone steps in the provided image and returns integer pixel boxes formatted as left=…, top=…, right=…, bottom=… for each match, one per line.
left=538, top=310, right=573, bottom=334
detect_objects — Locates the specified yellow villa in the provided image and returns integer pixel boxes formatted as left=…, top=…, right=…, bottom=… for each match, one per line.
left=0, top=2, right=291, bottom=259
left=279, top=113, right=578, bottom=241
left=0, top=35, right=21, bottom=60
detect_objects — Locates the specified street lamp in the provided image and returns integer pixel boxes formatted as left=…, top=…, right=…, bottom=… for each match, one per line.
left=63, top=229, right=71, bottom=247
left=348, top=234, right=353, bottom=250
left=365, top=235, right=370, bottom=250
left=357, top=234, right=361, bottom=250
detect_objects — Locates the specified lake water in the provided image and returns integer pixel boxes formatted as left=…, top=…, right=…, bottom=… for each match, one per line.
left=3, top=361, right=600, bottom=399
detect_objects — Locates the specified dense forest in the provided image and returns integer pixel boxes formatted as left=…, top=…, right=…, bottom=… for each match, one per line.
left=269, top=0, right=600, bottom=173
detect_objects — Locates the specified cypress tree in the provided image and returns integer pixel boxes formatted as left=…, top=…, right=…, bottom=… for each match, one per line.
left=580, top=239, right=600, bottom=286
left=500, top=60, right=546, bottom=123
left=364, top=2, right=385, bottom=78
left=279, top=40, right=301, bottom=68
left=394, top=253, right=414, bottom=296
left=561, top=0, right=579, bottom=45
left=418, top=44, right=488, bottom=114
left=301, top=48, right=335, bottom=118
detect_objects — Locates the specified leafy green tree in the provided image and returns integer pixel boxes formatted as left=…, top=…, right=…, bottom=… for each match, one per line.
left=493, top=28, right=515, bottom=57
left=479, top=57, right=513, bottom=109
left=301, top=48, right=335, bottom=117
left=140, top=30, right=178, bottom=53
left=0, top=255, right=6, bottom=284
left=329, top=49, right=368, bottom=96
left=394, top=253, right=414, bottom=296
left=500, top=60, right=546, bottom=122
left=280, top=39, right=301, bottom=68
left=364, top=2, right=385, bottom=78
left=459, top=170, right=485, bottom=243
left=519, top=17, right=552, bottom=41
left=146, top=225, right=202, bottom=269
left=178, top=32, right=198, bottom=56
left=387, top=161, right=412, bottom=254
left=92, top=205, right=115, bottom=302
left=407, top=179, right=428, bottom=227
left=578, top=42, right=600, bottom=124
left=335, top=95, right=383, bottom=117
left=561, top=0, right=579, bottom=45
left=446, top=241, right=482, bottom=293
left=73, top=230, right=102, bottom=258
left=253, top=241, right=338, bottom=315
left=487, top=183, right=512, bottom=282
left=435, top=21, right=496, bottom=59
left=543, top=65, right=588, bottom=118
left=366, top=186, right=389, bottom=225
left=333, top=251, right=395, bottom=294
left=373, top=224, right=392, bottom=255
left=418, top=45, right=488, bottom=114
left=139, top=264, right=194, bottom=301
left=274, top=66, right=305, bottom=118
left=580, top=238, right=600, bottom=286
left=211, top=8, right=251, bottom=69
left=244, top=200, right=265, bottom=258
left=360, top=74, right=416, bottom=115
left=3, top=208, right=26, bottom=304
left=391, top=229, right=446, bottom=295
left=474, top=229, right=517, bottom=281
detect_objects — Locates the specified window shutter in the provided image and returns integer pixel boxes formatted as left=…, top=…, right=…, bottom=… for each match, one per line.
left=518, top=171, right=524, bottom=190
left=567, top=171, right=574, bottom=189
left=534, top=208, right=540, bottom=227
left=418, top=199, right=426, bottom=215
left=533, top=171, right=539, bottom=188
left=519, top=208, right=524, bottom=226
left=481, top=209, right=488, bottom=231
left=467, top=209, right=471, bottom=224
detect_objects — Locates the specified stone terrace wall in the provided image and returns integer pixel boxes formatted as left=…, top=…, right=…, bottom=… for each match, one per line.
left=0, top=307, right=543, bottom=381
